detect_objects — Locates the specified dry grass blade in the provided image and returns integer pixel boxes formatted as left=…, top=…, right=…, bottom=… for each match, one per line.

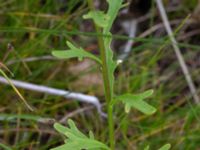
left=0, top=69, right=34, bottom=111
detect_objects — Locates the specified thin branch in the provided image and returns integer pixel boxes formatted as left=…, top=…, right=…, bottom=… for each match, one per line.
left=0, top=76, right=106, bottom=117
left=155, top=0, right=200, bottom=103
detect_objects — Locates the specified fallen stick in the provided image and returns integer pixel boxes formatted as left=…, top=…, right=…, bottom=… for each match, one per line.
left=0, top=76, right=106, bottom=117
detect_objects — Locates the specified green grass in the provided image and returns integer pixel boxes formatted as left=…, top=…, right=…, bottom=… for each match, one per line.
left=0, top=0, right=200, bottom=149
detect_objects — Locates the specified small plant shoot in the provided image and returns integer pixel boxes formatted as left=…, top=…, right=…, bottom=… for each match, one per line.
left=52, top=0, right=170, bottom=149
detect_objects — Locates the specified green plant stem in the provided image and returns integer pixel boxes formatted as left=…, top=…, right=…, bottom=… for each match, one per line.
left=87, top=1, right=115, bottom=149
left=98, top=35, right=115, bottom=150
left=107, top=104, right=114, bottom=150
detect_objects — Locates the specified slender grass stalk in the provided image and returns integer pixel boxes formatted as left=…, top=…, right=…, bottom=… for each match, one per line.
left=87, top=1, right=115, bottom=149
left=0, top=69, right=33, bottom=111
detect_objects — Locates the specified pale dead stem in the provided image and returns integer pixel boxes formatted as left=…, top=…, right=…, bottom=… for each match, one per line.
left=177, top=29, right=200, bottom=41
left=119, top=19, right=138, bottom=60
left=0, top=76, right=106, bottom=117
left=118, top=5, right=183, bottom=61
left=155, top=0, right=200, bottom=103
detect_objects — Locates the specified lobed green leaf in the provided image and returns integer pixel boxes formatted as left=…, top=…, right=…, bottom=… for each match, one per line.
left=52, top=41, right=102, bottom=65
left=83, top=11, right=110, bottom=28
left=0, top=143, right=12, bottom=150
left=116, top=90, right=156, bottom=115
left=144, top=145, right=150, bottom=150
left=51, top=119, right=110, bottom=150
left=104, top=0, right=123, bottom=33
left=144, top=144, right=171, bottom=150
left=158, top=144, right=171, bottom=150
